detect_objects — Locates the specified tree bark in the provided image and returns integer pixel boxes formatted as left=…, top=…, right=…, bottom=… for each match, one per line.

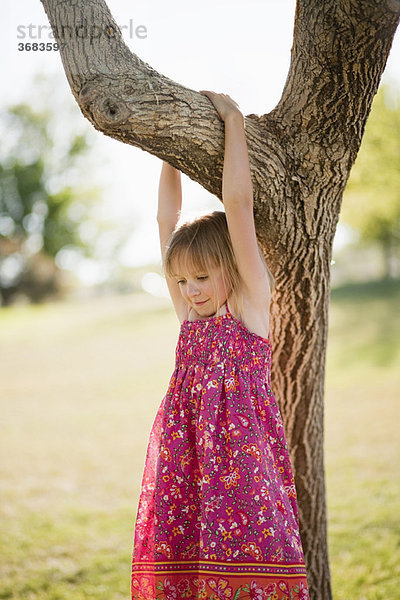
left=39, top=0, right=400, bottom=597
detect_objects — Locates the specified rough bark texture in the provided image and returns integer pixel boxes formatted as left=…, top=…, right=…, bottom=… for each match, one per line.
left=39, top=0, right=400, bottom=597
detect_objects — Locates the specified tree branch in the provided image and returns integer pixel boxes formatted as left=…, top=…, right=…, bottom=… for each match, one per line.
left=40, top=0, right=298, bottom=267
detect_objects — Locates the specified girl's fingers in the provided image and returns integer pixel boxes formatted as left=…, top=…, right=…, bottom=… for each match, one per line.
left=200, top=90, right=239, bottom=106
left=199, top=90, right=242, bottom=120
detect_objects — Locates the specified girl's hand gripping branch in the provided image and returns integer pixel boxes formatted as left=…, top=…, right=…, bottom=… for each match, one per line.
left=199, top=91, right=243, bottom=122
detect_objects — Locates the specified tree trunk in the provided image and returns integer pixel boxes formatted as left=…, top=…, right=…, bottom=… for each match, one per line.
left=39, top=0, right=400, bottom=597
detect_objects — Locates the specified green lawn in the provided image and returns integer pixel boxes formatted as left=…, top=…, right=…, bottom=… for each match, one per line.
left=325, top=279, right=400, bottom=598
left=0, top=280, right=399, bottom=599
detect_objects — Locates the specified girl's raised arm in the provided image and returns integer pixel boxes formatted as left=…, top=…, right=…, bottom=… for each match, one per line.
left=157, top=161, right=188, bottom=321
left=200, top=91, right=271, bottom=312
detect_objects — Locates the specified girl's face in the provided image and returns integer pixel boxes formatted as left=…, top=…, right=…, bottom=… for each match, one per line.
left=175, top=265, right=231, bottom=317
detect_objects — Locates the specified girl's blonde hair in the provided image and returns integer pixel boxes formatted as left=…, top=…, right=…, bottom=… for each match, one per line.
left=164, top=211, right=275, bottom=318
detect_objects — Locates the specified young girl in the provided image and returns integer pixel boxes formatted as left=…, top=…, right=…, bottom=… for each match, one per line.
left=131, top=92, right=309, bottom=600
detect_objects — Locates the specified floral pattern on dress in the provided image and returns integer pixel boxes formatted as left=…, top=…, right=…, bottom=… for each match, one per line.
left=131, top=309, right=309, bottom=599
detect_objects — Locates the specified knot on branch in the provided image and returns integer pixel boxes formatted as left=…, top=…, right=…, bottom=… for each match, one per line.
left=79, top=82, right=131, bottom=130
left=105, top=24, right=117, bottom=38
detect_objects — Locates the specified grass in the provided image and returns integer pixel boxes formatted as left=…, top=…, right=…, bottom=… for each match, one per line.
left=0, top=280, right=399, bottom=599
left=325, top=278, right=400, bottom=598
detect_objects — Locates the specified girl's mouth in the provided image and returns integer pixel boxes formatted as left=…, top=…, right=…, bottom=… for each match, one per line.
left=194, top=300, right=207, bottom=306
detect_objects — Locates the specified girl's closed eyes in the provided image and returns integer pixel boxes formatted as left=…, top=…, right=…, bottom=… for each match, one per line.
left=176, top=275, right=209, bottom=284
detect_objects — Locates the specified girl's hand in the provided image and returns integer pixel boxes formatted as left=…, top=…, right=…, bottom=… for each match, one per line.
left=200, top=90, right=243, bottom=122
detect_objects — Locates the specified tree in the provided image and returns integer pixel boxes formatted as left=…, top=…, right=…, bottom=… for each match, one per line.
left=341, top=84, right=400, bottom=279
left=0, top=99, right=97, bottom=305
left=39, top=0, right=400, bottom=597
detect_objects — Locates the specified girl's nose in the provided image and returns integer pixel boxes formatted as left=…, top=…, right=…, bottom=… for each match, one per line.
left=187, top=282, right=200, bottom=297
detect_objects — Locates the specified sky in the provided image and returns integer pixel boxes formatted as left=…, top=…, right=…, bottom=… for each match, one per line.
left=2, top=0, right=400, bottom=281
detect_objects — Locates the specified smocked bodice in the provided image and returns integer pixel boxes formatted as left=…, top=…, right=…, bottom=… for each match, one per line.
left=175, top=312, right=271, bottom=380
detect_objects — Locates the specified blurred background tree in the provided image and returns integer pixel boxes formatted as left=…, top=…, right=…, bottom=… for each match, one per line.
left=341, top=83, right=400, bottom=279
left=0, top=95, right=100, bottom=305
left=0, top=75, right=138, bottom=306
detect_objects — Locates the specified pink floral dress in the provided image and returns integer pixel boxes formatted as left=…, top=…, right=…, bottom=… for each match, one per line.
left=131, top=305, right=309, bottom=600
